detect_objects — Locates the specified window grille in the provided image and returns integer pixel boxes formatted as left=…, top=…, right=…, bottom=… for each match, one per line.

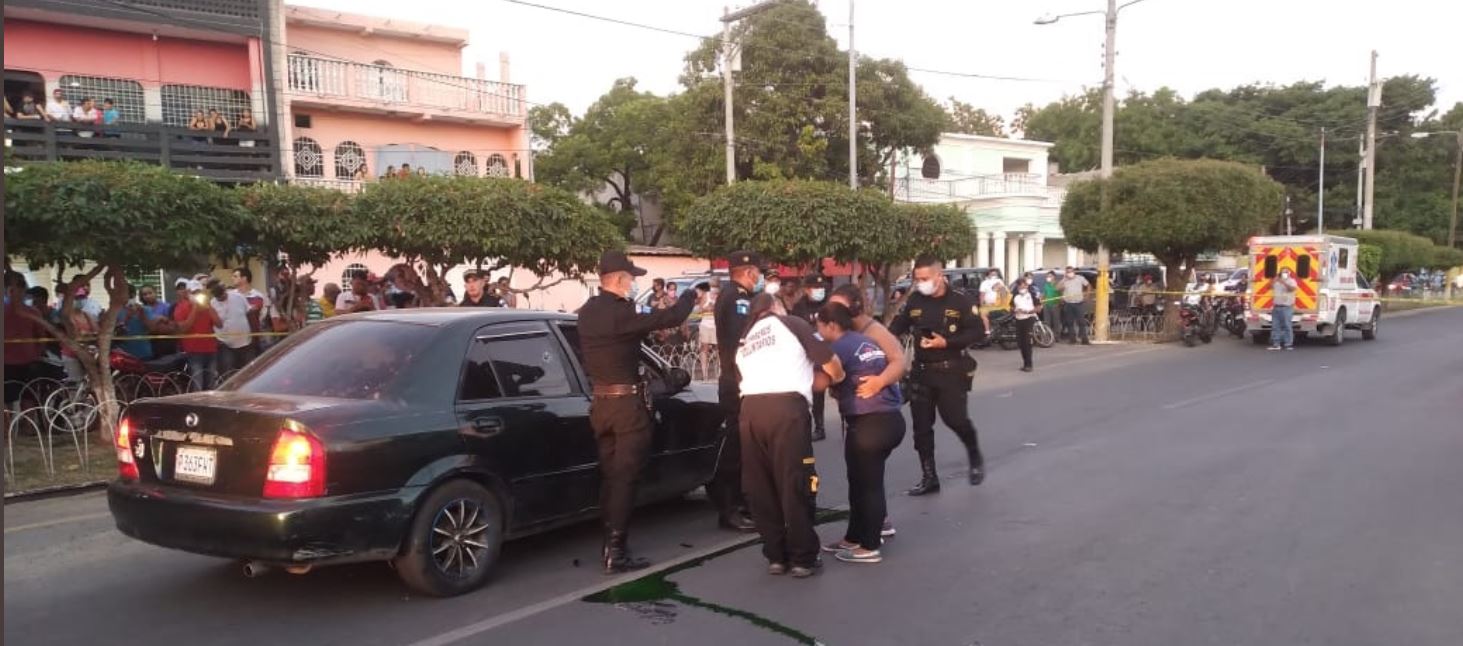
left=294, top=137, right=324, bottom=177
left=454, top=151, right=477, bottom=176
left=128, top=0, right=260, bottom=20
left=342, top=263, right=369, bottom=285
left=161, top=85, right=252, bottom=128
left=486, top=154, right=510, bottom=178
left=335, top=141, right=367, bottom=179
left=56, top=75, right=145, bottom=123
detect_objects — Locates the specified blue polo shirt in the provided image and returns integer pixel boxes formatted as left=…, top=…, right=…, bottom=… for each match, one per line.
left=830, top=331, right=901, bottom=417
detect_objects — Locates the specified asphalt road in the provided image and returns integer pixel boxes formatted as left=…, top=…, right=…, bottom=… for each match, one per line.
left=6, top=307, right=1462, bottom=646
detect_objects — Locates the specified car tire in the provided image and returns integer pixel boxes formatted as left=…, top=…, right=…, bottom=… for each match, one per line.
left=1329, top=309, right=1346, bottom=347
left=394, top=479, right=504, bottom=598
left=1251, top=331, right=1269, bottom=345
left=1362, top=310, right=1378, bottom=340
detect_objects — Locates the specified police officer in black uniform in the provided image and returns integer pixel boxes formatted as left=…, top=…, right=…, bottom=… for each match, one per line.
left=889, top=254, right=988, bottom=495
left=578, top=250, right=697, bottom=573
left=708, top=251, right=764, bottom=532
left=789, top=274, right=830, bottom=441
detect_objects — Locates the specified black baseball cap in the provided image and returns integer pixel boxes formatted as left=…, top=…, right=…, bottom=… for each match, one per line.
left=728, top=250, right=765, bottom=271
left=463, top=269, right=486, bottom=281
left=803, top=274, right=829, bottom=287
left=597, top=250, right=647, bottom=277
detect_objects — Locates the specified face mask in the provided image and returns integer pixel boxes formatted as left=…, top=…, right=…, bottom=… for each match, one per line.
left=810, top=288, right=826, bottom=301
left=764, top=282, right=780, bottom=295
left=627, top=282, right=640, bottom=300
left=23, top=297, right=34, bottom=307
left=916, top=280, right=937, bottom=296
left=753, top=276, right=765, bottom=293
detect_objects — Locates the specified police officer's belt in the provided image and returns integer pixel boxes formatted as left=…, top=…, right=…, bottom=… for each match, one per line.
left=915, top=359, right=963, bottom=371
left=592, top=383, right=643, bottom=396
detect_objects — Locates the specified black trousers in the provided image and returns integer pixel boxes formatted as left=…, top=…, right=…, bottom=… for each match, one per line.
left=590, top=395, right=653, bottom=533
left=1016, top=316, right=1036, bottom=368
left=909, top=369, right=983, bottom=463
left=741, top=393, right=819, bottom=567
left=844, top=411, right=905, bottom=550
left=1061, top=302, right=1089, bottom=343
left=811, top=390, right=826, bottom=431
left=707, top=379, right=746, bottom=515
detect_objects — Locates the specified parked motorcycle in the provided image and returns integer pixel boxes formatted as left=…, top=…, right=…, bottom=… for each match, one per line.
left=985, top=312, right=1056, bottom=350
left=1177, top=301, right=1214, bottom=347
left=110, top=350, right=189, bottom=398
left=1215, top=294, right=1247, bottom=338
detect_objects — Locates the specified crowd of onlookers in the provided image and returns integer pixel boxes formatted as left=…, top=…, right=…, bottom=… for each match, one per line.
left=4, top=89, right=257, bottom=144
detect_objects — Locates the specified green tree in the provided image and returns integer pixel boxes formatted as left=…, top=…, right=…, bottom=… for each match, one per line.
left=532, top=78, right=669, bottom=223
left=1357, top=244, right=1382, bottom=284
left=1343, top=229, right=1457, bottom=283
left=350, top=176, right=623, bottom=303
left=236, top=183, right=356, bottom=327
left=5, top=160, right=247, bottom=429
left=680, top=180, right=972, bottom=307
left=527, top=102, right=573, bottom=150
left=945, top=98, right=1006, bottom=137
left=1061, top=159, right=1284, bottom=333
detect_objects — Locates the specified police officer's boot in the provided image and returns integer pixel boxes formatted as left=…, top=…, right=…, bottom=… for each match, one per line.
left=967, top=445, right=986, bottom=486
left=905, top=456, right=941, bottom=496
left=811, top=422, right=827, bottom=442
left=603, top=530, right=650, bottom=575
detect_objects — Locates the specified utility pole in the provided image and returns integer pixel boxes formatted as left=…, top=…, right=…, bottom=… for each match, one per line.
left=1363, top=50, right=1380, bottom=229
left=1355, top=136, right=1365, bottom=227
left=720, top=2, right=781, bottom=186
left=721, top=7, right=736, bottom=185
left=847, top=0, right=857, bottom=189
left=1094, top=0, right=1117, bottom=343
left=1317, top=127, right=1326, bottom=234
left=1451, top=131, right=1462, bottom=248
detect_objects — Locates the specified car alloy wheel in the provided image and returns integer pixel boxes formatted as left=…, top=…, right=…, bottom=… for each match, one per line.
left=430, top=498, right=492, bottom=580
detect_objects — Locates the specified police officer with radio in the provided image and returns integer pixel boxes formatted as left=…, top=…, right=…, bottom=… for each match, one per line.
left=889, top=254, right=988, bottom=495
left=709, top=251, right=763, bottom=532
left=578, top=250, right=697, bottom=573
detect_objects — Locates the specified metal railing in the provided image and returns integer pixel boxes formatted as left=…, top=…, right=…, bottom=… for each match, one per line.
left=290, top=177, right=368, bottom=193
left=901, top=172, right=1054, bottom=202
left=286, top=54, right=527, bottom=120
left=4, top=118, right=278, bottom=183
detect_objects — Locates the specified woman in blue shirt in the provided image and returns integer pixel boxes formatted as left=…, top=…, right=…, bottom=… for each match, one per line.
left=815, top=302, right=905, bottom=564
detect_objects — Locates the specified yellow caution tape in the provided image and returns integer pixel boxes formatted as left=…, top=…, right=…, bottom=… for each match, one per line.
left=4, top=330, right=292, bottom=344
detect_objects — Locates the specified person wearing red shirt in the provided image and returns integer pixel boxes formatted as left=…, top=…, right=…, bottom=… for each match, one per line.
left=173, top=280, right=222, bottom=391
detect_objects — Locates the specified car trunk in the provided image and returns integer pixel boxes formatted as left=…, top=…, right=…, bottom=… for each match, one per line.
left=124, top=391, right=374, bottom=498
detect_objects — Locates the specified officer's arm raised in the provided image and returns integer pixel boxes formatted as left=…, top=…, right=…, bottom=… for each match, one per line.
left=618, top=289, right=697, bottom=335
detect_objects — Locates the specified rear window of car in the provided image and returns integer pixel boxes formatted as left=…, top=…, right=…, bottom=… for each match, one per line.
left=224, top=320, right=437, bottom=400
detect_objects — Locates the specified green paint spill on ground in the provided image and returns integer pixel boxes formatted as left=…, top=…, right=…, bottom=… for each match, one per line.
left=582, top=507, right=849, bottom=644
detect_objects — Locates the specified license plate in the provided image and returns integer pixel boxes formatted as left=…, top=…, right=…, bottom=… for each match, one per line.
left=174, top=445, right=217, bottom=485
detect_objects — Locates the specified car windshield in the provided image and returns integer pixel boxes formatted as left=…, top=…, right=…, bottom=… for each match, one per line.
left=223, top=320, right=437, bottom=400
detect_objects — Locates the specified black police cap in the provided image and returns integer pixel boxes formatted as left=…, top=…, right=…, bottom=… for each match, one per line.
left=728, top=250, right=765, bottom=271
left=597, top=249, right=647, bottom=277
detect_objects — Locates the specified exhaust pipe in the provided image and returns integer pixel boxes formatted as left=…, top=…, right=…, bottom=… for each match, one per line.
left=241, top=561, right=273, bottom=578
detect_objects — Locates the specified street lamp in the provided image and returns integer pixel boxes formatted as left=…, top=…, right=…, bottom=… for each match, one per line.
left=1411, top=130, right=1463, bottom=248
left=1035, top=0, right=1149, bottom=342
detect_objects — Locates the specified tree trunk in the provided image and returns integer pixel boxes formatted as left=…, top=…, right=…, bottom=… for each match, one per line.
left=1158, top=256, right=1189, bottom=342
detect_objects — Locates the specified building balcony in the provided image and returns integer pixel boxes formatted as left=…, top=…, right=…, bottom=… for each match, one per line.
left=4, top=118, right=278, bottom=183
left=899, top=172, right=1055, bottom=203
left=286, top=54, right=526, bottom=127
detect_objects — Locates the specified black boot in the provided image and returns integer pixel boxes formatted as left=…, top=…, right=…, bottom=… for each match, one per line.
left=603, top=530, right=651, bottom=575
left=967, top=445, right=986, bottom=486
left=905, top=456, right=941, bottom=496
left=811, top=423, right=827, bottom=442
left=718, top=509, right=756, bottom=532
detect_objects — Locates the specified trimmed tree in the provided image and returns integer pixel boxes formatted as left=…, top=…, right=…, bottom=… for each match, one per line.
left=680, top=180, right=972, bottom=314
left=4, top=160, right=247, bottom=431
left=236, top=182, right=356, bottom=328
left=1061, top=159, right=1284, bottom=335
left=350, top=175, right=624, bottom=305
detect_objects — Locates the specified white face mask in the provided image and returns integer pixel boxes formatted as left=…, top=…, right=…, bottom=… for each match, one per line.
left=916, top=280, right=938, bottom=296
left=764, top=282, right=781, bottom=295
left=810, top=288, right=826, bottom=301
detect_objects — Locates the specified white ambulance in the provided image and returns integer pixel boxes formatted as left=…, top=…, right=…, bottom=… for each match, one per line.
left=1244, top=235, right=1380, bottom=346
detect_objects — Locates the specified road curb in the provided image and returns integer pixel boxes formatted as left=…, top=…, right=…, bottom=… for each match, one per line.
left=1382, top=303, right=1462, bottom=319
left=3, top=480, right=108, bottom=504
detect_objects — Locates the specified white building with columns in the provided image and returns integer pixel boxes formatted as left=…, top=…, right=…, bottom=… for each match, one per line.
left=895, top=133, right=1089, bottom=278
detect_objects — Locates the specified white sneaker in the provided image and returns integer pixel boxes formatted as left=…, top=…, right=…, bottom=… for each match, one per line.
left=880, top=521, right=896, bottom=538
left=835, top=548, right=882, bottom=564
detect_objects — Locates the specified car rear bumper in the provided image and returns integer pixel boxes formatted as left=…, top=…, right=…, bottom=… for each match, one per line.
left=108, top=480, right=421, bottom=565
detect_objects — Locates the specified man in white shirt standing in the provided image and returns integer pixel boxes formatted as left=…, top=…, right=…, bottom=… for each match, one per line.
left=45, top=89, right=72, bottom=124
left=978, top=269, right=1006, bottom=308
left=231, top=267, right=270, bottom=352
left=209, top=280, right=254, bottom=379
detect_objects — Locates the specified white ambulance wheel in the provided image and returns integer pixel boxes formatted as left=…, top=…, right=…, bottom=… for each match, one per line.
left=1328, top=309, right=1346, bottom=346
left=1362, top=310, right=1378, bottom=340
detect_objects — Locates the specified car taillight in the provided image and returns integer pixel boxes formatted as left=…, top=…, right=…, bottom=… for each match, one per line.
left=115, top=417, right=139, bottom=481
left=262, top=423, right=326, bottom=499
